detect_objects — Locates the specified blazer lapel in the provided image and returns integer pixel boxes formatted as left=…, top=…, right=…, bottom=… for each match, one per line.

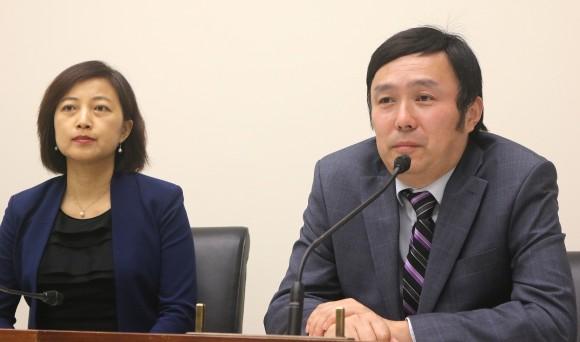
left=360, top=164, right=403, bottom=320
left=21, top=177, right=65, bottom=328
left=21, top=177, right=65, bottom=293
left=418, top=142, right=488, bottom=313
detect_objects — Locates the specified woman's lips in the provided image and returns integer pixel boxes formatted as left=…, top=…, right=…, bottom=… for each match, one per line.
left=72, top=136, right=96, bottom=144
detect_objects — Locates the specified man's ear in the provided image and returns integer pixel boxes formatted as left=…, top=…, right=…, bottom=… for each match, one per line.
left=464, top=97, right=483, bottom=133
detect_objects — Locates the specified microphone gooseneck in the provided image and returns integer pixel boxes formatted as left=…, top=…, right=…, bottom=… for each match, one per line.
left=287, top=155, right=411, bottom=335
left=0, top=285, right=63, bottom=306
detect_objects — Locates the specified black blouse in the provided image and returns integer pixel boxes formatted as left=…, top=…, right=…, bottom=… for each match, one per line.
left=36, top=210, right=117, bottom=331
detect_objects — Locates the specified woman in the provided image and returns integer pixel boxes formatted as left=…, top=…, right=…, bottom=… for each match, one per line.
left=0, top=61, right=196, bottom=333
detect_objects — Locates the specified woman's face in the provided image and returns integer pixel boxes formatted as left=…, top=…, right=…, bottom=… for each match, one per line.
left=54, top=78, right=133, bottom=168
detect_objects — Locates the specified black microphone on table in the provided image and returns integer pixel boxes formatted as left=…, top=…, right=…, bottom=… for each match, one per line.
left=0, top=285, right=63, bottom=306
left=287, top=154, right=411, bottom=335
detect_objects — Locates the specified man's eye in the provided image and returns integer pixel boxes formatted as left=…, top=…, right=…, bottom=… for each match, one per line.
left=95, top=105, right=111, bottom=112
left=416, top=95, right=434, bottom=102
left=378, top=97, right=394, bottom=104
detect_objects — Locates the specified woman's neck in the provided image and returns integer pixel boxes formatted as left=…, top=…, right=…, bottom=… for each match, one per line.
left=65, top=160, right=114, bottom=201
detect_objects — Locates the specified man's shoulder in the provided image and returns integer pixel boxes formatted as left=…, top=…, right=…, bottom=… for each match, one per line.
left=474, top=132, right=549, bottom=167
left=317, top=137, right=381, bottom=175
left=470, top=132, right=554, bottom=185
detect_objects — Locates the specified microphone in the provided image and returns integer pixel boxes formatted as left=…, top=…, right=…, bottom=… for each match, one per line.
left=287, top=155, right=411, bottom=335
left=0, top=285, right=63, bottom=306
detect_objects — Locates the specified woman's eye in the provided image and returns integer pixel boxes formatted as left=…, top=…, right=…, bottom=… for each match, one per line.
left=95, top=105, right=111, bottom=112
left=61, top=104, right=75, bottom=112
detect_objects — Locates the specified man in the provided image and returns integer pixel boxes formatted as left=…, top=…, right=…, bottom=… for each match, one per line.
left=264, top=27, right=577, bottom=341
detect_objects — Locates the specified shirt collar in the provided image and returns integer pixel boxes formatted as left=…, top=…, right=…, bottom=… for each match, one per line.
left=395, top=168, right=455, bottom=206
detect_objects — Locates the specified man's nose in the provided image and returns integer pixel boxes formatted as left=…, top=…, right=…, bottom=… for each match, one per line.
left=394, top=101, right=417, bottom=132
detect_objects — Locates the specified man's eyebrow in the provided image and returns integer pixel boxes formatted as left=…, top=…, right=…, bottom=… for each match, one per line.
left=373, top=83, right=394, bottom=93
left=373, top=79, right=439, bottom=94
left=409, top=79, right=439, bottom=88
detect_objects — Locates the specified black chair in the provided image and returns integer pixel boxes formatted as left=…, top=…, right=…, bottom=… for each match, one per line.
left=192, top=227, right=250, bottom=333
left=568, top=251, right=580, bottom=342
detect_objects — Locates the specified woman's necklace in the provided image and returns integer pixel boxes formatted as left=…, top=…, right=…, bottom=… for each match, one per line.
left=71, top=187, right=110, bottom=218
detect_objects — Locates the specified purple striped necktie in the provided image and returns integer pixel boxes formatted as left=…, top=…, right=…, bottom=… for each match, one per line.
left=401, top=190, right=437, bottom=317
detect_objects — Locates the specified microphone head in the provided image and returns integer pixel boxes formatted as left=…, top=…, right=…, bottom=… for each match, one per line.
left=394, top=155, right=411, bottom=173
left=43, top=290, right=64, bottom=306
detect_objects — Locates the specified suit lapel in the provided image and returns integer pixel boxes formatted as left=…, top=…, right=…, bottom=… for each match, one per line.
left=110, top=172, right=142, bottom=269
left=110, top=172, right=131, bottom=259
left=360, top=163, right=403, bottom=320
left=21, top=177, right=65, bottom=293
left=21, top=177, right=65, bottom=328
left=418, top=142, right=488, bottom=313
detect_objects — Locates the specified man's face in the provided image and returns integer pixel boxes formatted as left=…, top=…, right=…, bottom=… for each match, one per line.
left=370, top=52, right=482, bottom=188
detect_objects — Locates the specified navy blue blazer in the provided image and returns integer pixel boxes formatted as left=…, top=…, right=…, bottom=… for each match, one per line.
left=0, top=172, right=196, bottom=333
left=265, top=132, right=577, bottom=341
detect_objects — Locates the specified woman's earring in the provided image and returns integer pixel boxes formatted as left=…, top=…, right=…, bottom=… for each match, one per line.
left=54, top=145, right=58, bottom=151
left=118, top=143, right=123, bottom=154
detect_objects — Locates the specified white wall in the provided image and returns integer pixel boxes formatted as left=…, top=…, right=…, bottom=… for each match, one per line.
left=1, top=0, right=579, bottom=334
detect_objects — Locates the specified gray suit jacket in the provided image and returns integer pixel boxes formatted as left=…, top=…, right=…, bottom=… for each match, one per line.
left=264, top=132, right=577, bottom=341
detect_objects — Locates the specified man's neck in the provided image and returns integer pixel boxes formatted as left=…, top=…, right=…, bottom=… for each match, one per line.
left=395, top=168, right=455, bottom=205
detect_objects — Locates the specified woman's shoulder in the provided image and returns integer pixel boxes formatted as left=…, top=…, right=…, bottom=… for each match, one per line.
left=112, top=173, right=186, bottom=222
left=10, top=176, right=64, bottom=206
left=6, top=176, right=65, bottom=218
left=113, top=172, right=183, bottom=202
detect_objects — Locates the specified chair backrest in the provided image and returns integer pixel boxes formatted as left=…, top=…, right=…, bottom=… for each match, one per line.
left=568, top=251, right=580, bottom=342
left=191, top=227, right=250, bottom=333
